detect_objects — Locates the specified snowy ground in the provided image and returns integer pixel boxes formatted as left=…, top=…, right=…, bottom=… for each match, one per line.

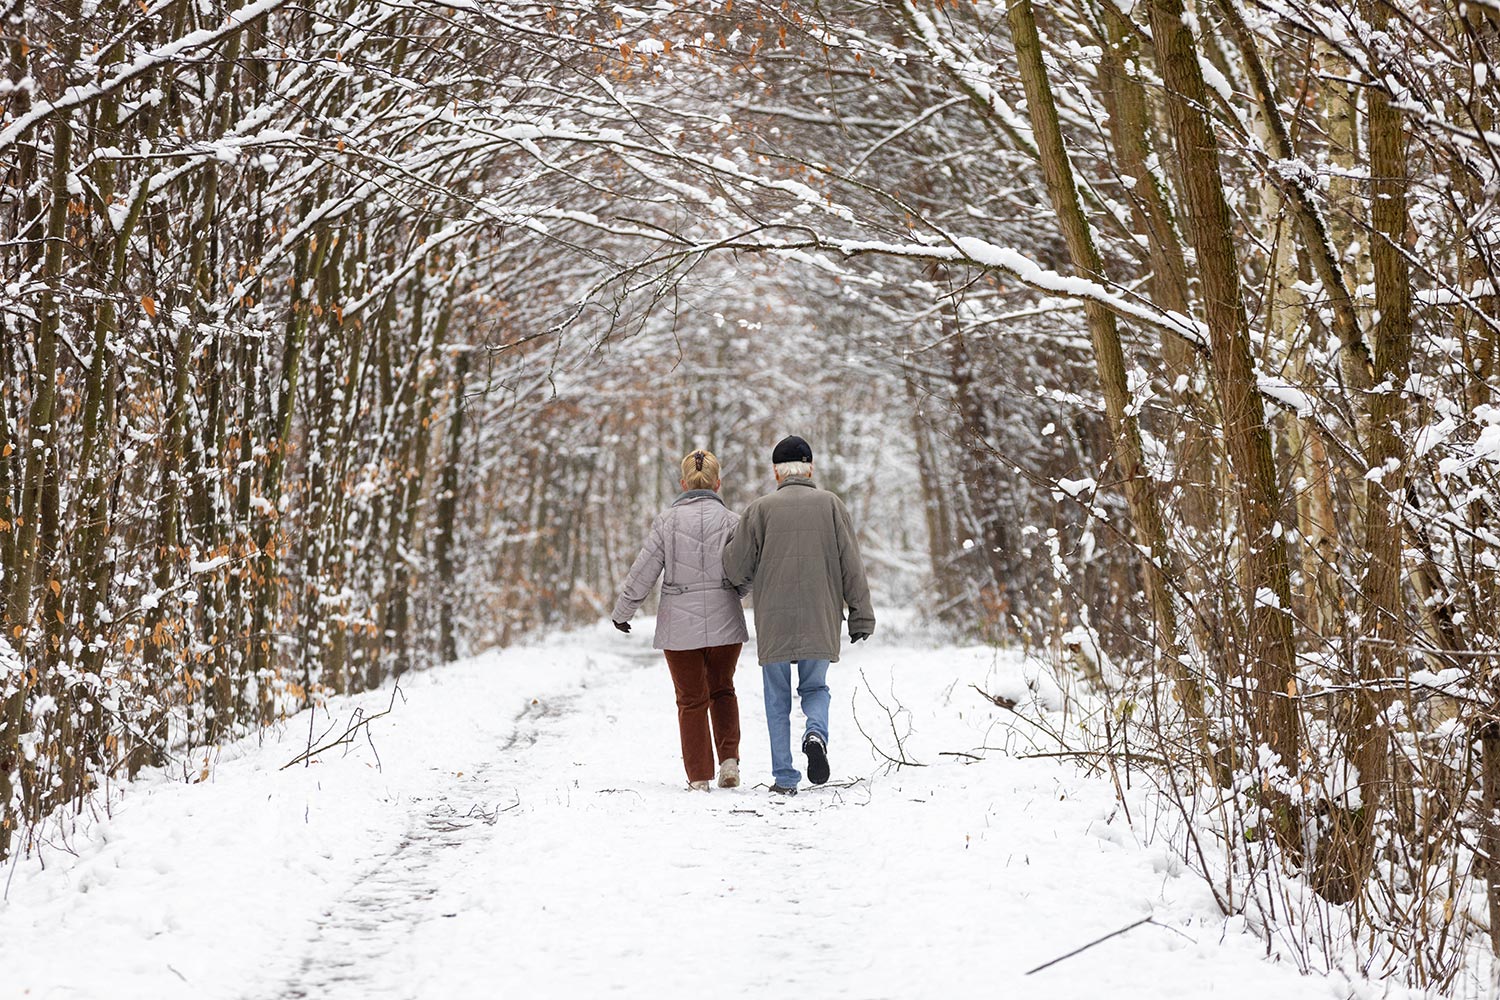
left=6, top=617, right=1373, bottom=999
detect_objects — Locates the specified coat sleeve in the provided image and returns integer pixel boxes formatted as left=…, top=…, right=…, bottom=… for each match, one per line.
left=611, top=515, right=667, bottom=623
left=721, top=503, right=761, bottom=590
left=723, top=511, right=752, bottom=599
left=833, top=496, right=876, bottom=637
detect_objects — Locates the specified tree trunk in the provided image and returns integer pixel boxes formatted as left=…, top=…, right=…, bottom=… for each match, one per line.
left=1326, top=0, right=1412, bottom=900
left=434, top=350, right=471, bottom=665
left=1096, top=4, right=1223, bottom=655
left=1008, top=0, right=1204, bottom=727
left=1, top=0, right=84, bottom=858
left=1144, top=0, right=1302, bottom=803
left=939, top=279, right=1013, bottom=621
left=907, top=379, right=962, bottom=616
left=249, top=209, right=327, bottom=721
left=1482, top=720, right=1500, bottom=965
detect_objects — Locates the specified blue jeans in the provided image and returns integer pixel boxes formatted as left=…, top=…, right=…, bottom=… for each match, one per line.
left=762, top=660, right=830, bottom=788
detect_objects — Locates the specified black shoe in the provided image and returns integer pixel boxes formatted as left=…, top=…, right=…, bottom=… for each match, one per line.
left=769, top=784, right=799, bottom=796
left=803, top=733, right=830, bottom=786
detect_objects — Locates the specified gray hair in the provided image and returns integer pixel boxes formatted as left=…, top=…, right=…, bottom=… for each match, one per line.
left=774, top=460, right=813, bottom=479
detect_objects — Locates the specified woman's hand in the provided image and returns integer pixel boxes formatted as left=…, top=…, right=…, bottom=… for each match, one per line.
left=613, top=620, right=631, bottom=633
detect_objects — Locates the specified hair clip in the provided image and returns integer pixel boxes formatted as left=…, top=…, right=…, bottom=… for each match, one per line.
left=694, top=451, right=706, bottom=471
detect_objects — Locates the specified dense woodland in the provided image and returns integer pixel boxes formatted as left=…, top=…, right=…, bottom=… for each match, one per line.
left=3, top=0, right=1499, bottom=990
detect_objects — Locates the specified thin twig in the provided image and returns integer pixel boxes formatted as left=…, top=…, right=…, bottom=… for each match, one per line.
left=854, top=669, right=926, bottom=768
left=1024, top=916, right=1157, bottom=975
left=1017, top=748, right=1172, bottom=769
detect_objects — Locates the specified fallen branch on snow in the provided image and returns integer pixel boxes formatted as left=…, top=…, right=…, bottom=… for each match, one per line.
left=1024, top=916, right=1157, bottom=975
left=282, top=682, right=404, bottom=771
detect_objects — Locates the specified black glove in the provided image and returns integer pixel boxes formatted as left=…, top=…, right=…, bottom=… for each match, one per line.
left=613, top=620, right=631, bottom=633
left=850, top=632, right=869, bottom=643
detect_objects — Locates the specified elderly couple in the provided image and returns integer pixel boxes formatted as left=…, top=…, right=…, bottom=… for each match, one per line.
left=610, top=436, right=876, bottom=796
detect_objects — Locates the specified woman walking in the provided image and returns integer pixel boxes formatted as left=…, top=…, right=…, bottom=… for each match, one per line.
left=611, top=450, right=749, bottom=791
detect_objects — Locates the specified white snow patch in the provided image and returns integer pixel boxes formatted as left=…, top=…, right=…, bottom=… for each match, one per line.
left=2, top=622, right=1377, bottom=1000
left=1412, top=416, right=1456, bottom=458
left=1476, top=405, right=1500, bottom=462
left=1054, top=476, right=1098, bottom=499
left=1254, top=586, right=1285, bottom=612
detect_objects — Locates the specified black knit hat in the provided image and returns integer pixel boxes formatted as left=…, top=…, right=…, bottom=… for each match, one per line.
left=771, top=435, right=813, bottom=464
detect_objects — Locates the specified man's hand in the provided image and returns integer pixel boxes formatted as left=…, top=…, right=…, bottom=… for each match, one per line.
left=613, top=620, right=631, bottom=633
left=850, top=631, right=869, bottom=643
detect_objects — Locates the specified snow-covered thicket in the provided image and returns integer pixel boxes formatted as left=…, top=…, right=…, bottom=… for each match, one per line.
left=3, top=0, right=1500, bottom=990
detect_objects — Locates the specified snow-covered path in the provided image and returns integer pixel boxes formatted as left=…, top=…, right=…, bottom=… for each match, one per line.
left=7, top=622, right=1348, bottom=999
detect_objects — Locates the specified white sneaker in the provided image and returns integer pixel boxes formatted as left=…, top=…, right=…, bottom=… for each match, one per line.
left=688, top=779, right=712, bottom=792
left=717, top=758, right=740, bottom=789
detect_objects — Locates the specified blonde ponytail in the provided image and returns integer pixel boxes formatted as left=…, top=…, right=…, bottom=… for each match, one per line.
left=680, top=449, right=721, bottom=491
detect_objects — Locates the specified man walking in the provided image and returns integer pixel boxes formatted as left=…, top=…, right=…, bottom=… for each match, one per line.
left=722, top=435, right=875, bottom=795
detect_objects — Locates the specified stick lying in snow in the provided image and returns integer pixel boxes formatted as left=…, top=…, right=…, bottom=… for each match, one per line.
left=1024, top=916, right=1156, bottom=975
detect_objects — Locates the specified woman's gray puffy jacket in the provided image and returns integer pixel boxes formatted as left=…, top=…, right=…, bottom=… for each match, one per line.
left=611, top=490, right=750, bottom=651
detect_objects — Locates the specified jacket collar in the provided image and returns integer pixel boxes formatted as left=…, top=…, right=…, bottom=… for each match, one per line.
left=673, top=489, right=725, bottom=507
left=775, top=475, right=816, bottom=491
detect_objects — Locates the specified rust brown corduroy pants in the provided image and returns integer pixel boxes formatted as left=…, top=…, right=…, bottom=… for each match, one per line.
left=662, top=644, right=742, bottom=783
